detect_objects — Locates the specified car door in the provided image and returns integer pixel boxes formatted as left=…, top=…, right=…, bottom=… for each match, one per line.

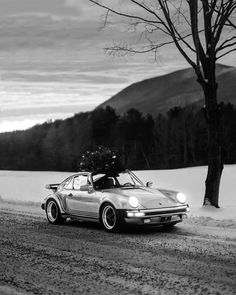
left=66, top=174, right=100, bottom=219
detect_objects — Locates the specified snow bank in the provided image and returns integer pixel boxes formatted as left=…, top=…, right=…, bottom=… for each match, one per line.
left=0, top=170, right=72, bottom=203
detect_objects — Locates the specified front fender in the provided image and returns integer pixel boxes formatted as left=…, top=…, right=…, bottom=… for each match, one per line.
left=99, top=192, right=145, bottom=211
left=158, top=188, right=188, bottom=205
left=158, top=188, right=178, bottom=197
left=100, top=194, right=127, bottom=210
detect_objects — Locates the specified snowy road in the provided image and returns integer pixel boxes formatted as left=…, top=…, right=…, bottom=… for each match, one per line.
left=0, top=204, right=236, bottom=295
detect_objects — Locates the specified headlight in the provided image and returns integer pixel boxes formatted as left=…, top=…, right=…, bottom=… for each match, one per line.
left=176, top=192, right=186, bottom=203
left=129, top=196, right=139, bottom=208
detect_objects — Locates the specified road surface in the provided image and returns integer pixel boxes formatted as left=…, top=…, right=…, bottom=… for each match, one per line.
left=0, top=203, right=235, bottom=295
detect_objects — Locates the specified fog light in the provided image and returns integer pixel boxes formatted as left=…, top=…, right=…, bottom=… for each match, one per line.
left=127, top=212, right=145, bottom=217
left=134, top=212, right=145, bottom=217
left=144, top=219, right=151, bottom=223
left=171, top=215, right=180, bottom=221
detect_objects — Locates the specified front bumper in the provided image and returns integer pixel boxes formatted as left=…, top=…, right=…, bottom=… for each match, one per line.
left=124, top=205, right=189, bottom=225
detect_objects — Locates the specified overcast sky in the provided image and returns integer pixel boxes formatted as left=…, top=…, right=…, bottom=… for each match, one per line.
left=0, top=0, right=235, bottom=132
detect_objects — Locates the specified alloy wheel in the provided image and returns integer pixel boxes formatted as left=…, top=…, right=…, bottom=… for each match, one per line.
left=102, top=205, right=117, bottom=230
left=47, top=200, right=58, bottom=223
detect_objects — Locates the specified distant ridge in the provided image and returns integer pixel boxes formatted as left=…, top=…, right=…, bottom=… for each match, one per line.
left=98, top=64, right=236, bottom=116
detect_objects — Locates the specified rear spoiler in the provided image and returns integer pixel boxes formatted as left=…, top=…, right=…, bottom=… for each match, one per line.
left=45, top=184, right=59, bottom=192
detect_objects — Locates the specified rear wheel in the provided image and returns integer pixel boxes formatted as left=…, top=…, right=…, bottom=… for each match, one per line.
left=46, top=199, right=65, bottom=224
left=101, top=204, right=121, bottom=232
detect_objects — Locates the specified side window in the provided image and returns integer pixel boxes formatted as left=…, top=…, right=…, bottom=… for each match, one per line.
left=60, top=177, right=73, bottom=190
left=63, top=177, right=73, bottom=190
left=73, top=175, right=89, bottom=190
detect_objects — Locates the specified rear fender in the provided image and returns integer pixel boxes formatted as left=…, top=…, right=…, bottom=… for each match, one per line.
left=46, top=195, right=66, bottom=214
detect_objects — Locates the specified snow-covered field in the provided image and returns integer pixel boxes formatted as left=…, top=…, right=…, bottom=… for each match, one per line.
left=0, top=165, right=235, bottom=221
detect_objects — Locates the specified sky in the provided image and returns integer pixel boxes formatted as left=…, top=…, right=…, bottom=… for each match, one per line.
left=0, top=0, right=235, bottom=133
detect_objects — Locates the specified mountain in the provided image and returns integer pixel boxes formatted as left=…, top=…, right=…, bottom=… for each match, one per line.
left=98, top=64, right=236, bottom=116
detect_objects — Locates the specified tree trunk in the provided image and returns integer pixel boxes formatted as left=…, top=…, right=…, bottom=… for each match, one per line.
left=204, top=113, right=223, bottom=207
left=202, top=78, right=224, bottom=208
left=182, top=117, right=188, bottom=166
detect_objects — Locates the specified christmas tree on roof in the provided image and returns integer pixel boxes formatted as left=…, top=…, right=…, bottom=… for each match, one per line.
left=79, top=146, right=124, bottom=174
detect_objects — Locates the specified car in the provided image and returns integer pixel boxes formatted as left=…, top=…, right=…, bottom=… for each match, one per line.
left=41, top=170, right=189, bottom=232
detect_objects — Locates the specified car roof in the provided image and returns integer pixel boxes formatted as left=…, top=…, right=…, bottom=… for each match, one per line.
left=71, top=170, right=128, bottom=177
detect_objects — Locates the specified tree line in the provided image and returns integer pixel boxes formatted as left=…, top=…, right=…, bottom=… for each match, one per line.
left=0, top=103, right=236, bottom=172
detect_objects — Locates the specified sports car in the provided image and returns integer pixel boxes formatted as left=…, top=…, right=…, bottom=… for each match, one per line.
left=41, top=170, right=189, bottom=232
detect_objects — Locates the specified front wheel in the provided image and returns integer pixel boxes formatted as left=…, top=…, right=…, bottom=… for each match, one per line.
left=46, top=199, right=65, bottom=224
left=101, top=204, right=121, bottom=232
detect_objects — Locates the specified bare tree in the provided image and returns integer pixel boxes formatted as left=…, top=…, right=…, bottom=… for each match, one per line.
left=89, top=0, right=236, bottom=207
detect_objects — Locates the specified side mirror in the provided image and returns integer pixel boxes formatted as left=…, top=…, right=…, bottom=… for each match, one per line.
left=146, top=181, right=153, bottom=188
left=80, top=184, right=93, bottom=192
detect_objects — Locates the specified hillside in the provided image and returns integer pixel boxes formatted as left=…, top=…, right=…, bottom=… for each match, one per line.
left=98, top=64, right=236, bottom=116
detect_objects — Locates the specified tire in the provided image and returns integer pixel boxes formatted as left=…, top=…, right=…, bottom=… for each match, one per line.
left=46, top=199, right=65, bottom=225
left=101, top=203, right=121, bottom=232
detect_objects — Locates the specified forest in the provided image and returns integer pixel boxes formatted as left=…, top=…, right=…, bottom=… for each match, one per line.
left=0, top=103, right=236, bottom=171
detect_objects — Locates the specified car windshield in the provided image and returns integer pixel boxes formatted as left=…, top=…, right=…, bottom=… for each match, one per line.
left=92, top=171, right=143, bottom=190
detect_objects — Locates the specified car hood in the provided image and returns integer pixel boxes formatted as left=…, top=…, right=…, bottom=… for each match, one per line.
left=103, top=186, right=178, bottom=209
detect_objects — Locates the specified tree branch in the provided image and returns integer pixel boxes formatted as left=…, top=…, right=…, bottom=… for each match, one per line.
left=89, top=0, right=161, bottom=24
left=216, top=47, right=236, bottom=59
left=213, top=0, right=235, bottom=45
left=226, top=17, right=236, bottom=29
left=216, top=36, right=236, bottom=52
left=188, top=0, right=206, bottom=69
left=88, top=0, right=235, bottom=80
left=104, top=39, right=176, bottom=56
